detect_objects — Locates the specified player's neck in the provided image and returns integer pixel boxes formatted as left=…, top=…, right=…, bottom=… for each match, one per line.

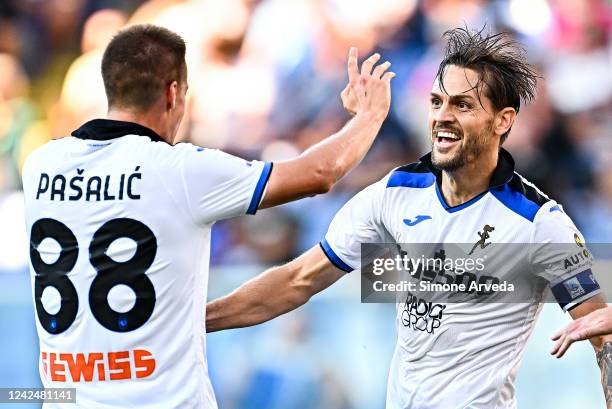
left=107, top=108, right=171, bottom=143
left=440, top=151, right=498, bottom=207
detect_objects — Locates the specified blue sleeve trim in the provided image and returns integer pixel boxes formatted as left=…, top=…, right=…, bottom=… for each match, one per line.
left=246, top=162, right=273, bottom=215
left=320, top=238, right=353, bottom=273
left=551, top=269, right=600, bottom=310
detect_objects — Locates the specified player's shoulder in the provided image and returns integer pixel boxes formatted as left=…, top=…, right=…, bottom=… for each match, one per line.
left=119, top=139, right=214, bottom=171
left=490, top=171, right=556, bottom=223
left=145, top=140, right=198, bottom=158
left=505, top=172, right=551, bottom=208
left=22, top=138, right=66, bottom=176
left=507, top=173, right=581, bottom=241
left=386, top=161, right=435, bottom=189
left=350, top=162, right=433, bottom=209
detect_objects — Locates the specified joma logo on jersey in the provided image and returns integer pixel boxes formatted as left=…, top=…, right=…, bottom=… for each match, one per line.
left=403, top=215, right=432, bottom=227
left=41, top=349, right=155, bottom=382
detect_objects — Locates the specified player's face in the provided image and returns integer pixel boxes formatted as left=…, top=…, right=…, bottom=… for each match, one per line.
left=428, top=65, right=498, bottom=171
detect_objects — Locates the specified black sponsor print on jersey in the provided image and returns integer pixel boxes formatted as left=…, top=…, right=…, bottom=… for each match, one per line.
left=397, top=246, right=498, bottom=296
left=36, top=166, right=142, bottom=202
left=401, top=292, right=446, bottom=334
left=563, top=249, right=592, bottom=270
left=563, top=235, right=592, bottom=272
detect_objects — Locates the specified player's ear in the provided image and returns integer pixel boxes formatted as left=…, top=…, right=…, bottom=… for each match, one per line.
left=166, top=80, right=178, bottom=111
left=493, top=107, right=516, bottom=137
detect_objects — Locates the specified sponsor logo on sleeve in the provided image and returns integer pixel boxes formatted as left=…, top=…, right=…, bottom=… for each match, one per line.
left=563, top=277, right=586, bottom=299
left=574, top=233, right=584, bottom=247
left=563, top=233, right=592, bottom=273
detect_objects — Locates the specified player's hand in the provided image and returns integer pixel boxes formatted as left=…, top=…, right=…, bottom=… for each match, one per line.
left=341, top=47, right=394, bottom=121
left=551, top=306, right=612, bottom=358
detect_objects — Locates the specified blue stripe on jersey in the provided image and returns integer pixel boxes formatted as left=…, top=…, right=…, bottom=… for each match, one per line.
left=490, top=183, right=541, bottom=222
left=387, top=171, right=435, bottom=189
left=247, top=162, right=273, bottom=215
left=551, top=269, right=600, bottom=310
left=320, top=239, right=353, bottom=273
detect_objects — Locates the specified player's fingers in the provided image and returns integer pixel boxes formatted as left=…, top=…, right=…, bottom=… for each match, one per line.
left=372, top=61, right=391, bottom=80
left=341, top=83, right=350, bottom=98
left=382, top=71, right=396, bottom=82
left=360, top=53, right=381, bottom=78
left=551, top=329, right=564, bottom=341
left=347, top=47, right=359, bottom=87
left=551, top=332, right=565, bottom=353
left=552, top=317, right=582, bottom=341
left=556, top=336, right=574, bottom=358
left=554, top=325, right=597, bottom=357
left=341, top=84, right=358, bottom=114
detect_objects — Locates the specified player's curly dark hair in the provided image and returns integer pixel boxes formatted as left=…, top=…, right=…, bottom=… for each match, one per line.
left=436, top=26, right=539, bottom=142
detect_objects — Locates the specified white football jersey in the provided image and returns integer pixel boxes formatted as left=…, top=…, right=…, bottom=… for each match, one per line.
left=321, top=149, right=600, bottom=409
left=22, top=119, right=272, bottom=408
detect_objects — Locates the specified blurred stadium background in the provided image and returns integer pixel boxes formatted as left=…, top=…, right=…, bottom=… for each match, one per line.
left=0, top=0, right=610, bottom=408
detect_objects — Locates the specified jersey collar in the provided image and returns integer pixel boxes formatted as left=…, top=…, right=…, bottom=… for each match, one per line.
left=71, top=119, right=167, bottom=144
left=419, top=147, right=515, bottom=188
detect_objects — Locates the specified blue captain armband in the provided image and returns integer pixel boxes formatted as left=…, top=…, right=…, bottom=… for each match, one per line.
left=551, top=269, right=601, bottom=311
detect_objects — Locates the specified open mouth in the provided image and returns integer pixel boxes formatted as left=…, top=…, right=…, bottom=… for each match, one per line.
left=433, top=130, right=461, bottom=148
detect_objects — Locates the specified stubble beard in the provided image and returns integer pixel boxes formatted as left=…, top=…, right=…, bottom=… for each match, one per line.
left=431, top=121, right=493, bottom=172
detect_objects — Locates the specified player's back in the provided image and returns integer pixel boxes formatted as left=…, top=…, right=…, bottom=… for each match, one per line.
left=21, top=120, right=270, bottom=408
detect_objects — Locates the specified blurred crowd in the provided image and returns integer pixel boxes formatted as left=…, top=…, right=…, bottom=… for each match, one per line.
left=0, top=0, right=611, bottom=270
left=0, top=1, right=610, bottom=408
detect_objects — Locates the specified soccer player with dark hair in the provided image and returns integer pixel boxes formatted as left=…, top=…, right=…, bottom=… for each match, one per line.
left=22, top=24, right=395, bottom=408
left=207, top=27, right=611, bottom=408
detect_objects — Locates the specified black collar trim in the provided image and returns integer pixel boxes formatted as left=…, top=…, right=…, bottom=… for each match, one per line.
left=419, top=147, right=515, bottom=188
left=71, top=119, right=167, bottom=144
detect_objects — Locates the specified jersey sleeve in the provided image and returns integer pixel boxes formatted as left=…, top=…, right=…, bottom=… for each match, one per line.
left=530, top=201, right=600, bottom=311
left=320, top=177, right=388, bottom=273
left=178, top=144, right=272, bottom=224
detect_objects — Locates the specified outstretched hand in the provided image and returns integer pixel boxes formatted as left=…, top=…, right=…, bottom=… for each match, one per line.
left=341, top=47, right=394, bottom=121
left=551, top=306, right=612, bottom=358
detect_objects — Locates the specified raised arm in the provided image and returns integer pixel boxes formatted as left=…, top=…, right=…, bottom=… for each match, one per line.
left=258, top=48, right=394, bottom=209
left=206, top=245, right=344, bottom=332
